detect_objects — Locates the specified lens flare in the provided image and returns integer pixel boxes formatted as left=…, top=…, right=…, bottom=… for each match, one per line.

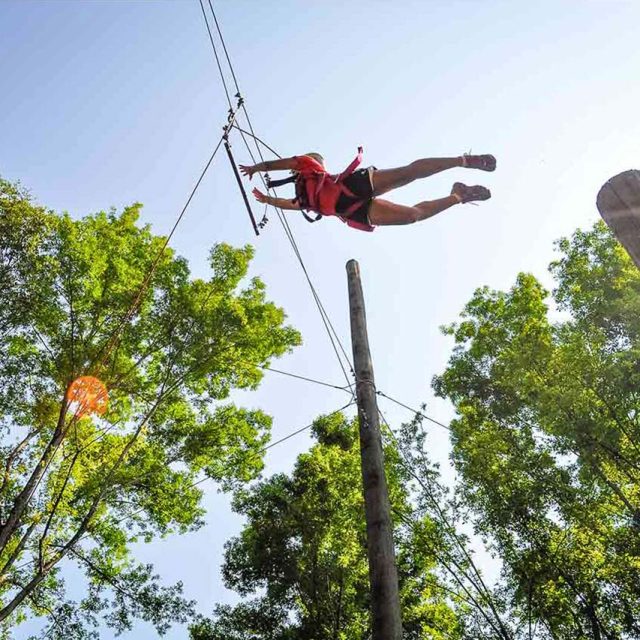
left=66, top=376, right=109, bottom=418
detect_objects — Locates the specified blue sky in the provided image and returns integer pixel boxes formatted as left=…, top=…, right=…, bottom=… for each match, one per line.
left=2, top=0, right=640, bottom=637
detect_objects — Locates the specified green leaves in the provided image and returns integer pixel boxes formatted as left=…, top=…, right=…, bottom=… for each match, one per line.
left=434, top=222, right=640, bottom=638
left=0, top=177, right=300, bottom=636
left=194, top=412, right=461, bottom=640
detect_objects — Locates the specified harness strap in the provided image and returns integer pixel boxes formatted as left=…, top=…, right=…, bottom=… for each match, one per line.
left=267, top=147, right=366, bottom=225
left=341, top=199, right=366, bottom=215
left=335, top=146, right=364, bottom=182
left=266, top=174, right=297, bottom=188
left=310, top=146, right=364, bottom=203
left=265, top=173, right=321, bottom=223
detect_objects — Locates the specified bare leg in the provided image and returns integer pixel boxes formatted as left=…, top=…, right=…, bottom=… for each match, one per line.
left=372, top=157, right=463, bottom=196
left=368, top=195, right=459, bottom=226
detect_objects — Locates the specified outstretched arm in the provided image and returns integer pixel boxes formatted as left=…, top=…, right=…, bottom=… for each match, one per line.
left=252, top=188, right=302, bottom=211
left=240, top=157, right=298, bottom=180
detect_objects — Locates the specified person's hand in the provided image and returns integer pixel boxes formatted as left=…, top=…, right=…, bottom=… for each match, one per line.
left=252, top=188, right=269, bottom=204
left=239, top=164, right=257, bottom=180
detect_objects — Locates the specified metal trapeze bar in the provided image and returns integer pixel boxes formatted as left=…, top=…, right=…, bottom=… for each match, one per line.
left=223, top=97, right=260, bottom=236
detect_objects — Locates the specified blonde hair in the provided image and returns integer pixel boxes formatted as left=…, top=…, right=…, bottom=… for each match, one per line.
left=305, top=152, right=325, bottom=166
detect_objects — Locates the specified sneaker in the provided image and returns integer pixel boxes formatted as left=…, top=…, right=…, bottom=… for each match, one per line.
left=462, top=154, right=496, bottom=172
left=451, top=182, right=491, bottom=203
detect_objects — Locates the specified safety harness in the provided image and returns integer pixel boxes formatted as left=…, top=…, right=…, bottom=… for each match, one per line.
left=266, top=147, right=374, bottom=232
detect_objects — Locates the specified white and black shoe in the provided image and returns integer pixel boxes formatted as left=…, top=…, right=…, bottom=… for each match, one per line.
left=451, top=182, right=491, bottom=203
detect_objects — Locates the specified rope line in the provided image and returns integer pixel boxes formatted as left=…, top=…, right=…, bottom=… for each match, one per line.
left=226, top=126, right=356, bottom=388
left=376, top=407, right=505, bottom=622
left=10, top=401, right=357, bottom=575
left=258, top=364, right=351, bottom=393
left=208, top=0, right=242, bottom=94
left=42, top=348, right=340, bottom=535
left=198, top=0, right=232, bottom=109
left=262, top=402, right=354, bottom=451
left=231, top=124, right=282, bottom=159
left=103, top=402, right=356, bottom=532
left=92, top=134, right=226, bottom=370
left=17, top=134, right=230, bottom=525
left=376, top=390, right=451, bottom=431
left=198, top=1, right=356, bottom=395
left=195, top=2, right=449, bottom=417
left=184, top=400, right=354, bottom=487
left=9, top=1, right=365, bottom=584
left=250, top=362, right=449, bottom=434
left=203, top=0, right=351, bottom=358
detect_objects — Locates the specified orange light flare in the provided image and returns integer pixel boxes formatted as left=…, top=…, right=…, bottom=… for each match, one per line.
left=65, top=376, right=109, bottom=419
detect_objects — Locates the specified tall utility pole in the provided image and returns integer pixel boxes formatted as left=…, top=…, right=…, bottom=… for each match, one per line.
left=346, top=259, right=403, bottom=640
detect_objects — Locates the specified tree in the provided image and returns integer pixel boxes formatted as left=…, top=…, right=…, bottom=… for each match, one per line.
left=190, top=411, right=462, bottom=640
left=433, top=222, right=640, bottom=639
left=392, top=416, right=518, bottom=640
left=0, top=178, right=300, bottom=637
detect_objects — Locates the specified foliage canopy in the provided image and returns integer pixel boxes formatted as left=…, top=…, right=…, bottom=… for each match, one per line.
left=434, top=222, right=640, bottom=638
left=0, top=178, right=300, bottom=637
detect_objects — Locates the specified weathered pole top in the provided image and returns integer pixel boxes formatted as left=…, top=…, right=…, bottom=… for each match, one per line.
left=597, top=169, right=640, bottom=269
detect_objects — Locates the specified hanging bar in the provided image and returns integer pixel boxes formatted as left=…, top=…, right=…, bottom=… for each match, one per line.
left=223, top=96, right=260, bottom=236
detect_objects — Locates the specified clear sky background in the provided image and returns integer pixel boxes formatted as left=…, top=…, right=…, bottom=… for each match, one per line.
left=2, top=0, right=640, bottom=637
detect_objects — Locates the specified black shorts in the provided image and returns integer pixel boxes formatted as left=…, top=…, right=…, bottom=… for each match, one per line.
left=335, top=167, right=375, bottom=226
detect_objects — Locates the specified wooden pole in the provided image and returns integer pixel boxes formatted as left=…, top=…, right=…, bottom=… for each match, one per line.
left=346, top=259, right=403, bottom=640
left=597, top=169, right=640, bottom=269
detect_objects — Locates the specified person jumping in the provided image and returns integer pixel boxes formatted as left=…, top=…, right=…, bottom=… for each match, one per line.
left=239, top=148, right=496, bottom=232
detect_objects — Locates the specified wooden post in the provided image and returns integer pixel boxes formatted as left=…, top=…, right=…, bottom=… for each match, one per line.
left=597, top=169, right=640, bottom=269
left=346, top=259, right=403, bottom=640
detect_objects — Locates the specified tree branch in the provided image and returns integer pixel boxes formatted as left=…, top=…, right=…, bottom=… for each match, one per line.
left=0, top=520, right=37, bottom=581
left=0, top=428, right=41, bottom=498
left=0, top=393, right=71, bottom=555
